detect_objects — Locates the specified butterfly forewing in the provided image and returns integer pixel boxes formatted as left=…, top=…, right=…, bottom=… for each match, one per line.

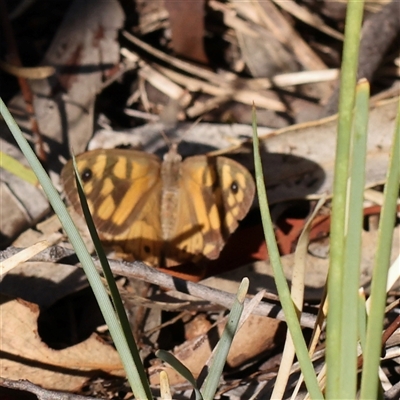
left=61, top=148, right=163, bottom=238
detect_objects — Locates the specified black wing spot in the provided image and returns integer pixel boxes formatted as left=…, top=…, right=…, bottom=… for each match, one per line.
left=230, top=180, right=239, bottom=194
left=81, top=168, right=93, bottom=182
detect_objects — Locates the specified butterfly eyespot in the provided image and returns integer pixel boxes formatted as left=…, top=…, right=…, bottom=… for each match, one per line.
left=230, top=181, right=239, bottom=194
left=81, top=168, right=93, bottom=182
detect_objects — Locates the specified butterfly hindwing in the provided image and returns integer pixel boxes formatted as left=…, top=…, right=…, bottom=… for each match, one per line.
left=166, top=155, right=255, bottom=264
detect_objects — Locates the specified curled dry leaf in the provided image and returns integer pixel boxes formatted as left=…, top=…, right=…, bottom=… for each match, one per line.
left=0, top=296, right=124, bottom=392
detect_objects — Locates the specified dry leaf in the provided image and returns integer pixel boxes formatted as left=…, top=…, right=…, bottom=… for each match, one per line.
left=0, top=296, right=124, bottom=392
left=260, top=98, right=398, bottom=203
left=149, top=312, right=283, bottom=386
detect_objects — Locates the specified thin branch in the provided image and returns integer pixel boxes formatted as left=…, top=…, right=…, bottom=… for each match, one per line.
left=0, top=245, right=318, bottom=328
left=0, top=377, right=99, bottom=400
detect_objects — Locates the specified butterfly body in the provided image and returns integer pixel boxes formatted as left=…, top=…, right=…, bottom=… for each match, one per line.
left=160, top=144, right=183, bottom=240
left=61, top=146, right=255, bottom=268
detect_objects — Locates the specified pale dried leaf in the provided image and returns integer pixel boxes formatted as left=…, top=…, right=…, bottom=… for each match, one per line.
left=0, top=297, right=124, bottom=391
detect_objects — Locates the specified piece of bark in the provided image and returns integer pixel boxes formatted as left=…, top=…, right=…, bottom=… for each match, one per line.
left=165, top=0, right=209, bottom=64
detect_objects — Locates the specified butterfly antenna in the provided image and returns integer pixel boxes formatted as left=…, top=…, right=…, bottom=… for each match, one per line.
left=160, top=130, right=173, bottom=148
left=173, top=116, right=204, bottom=148
left=161, top=115, right=203, bottom=152
left=183, top=116, right=203, bottom=138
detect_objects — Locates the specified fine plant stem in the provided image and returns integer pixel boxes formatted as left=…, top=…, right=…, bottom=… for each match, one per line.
left=360, top=99, right=400, bottom=399
left=72, top=156, right=151, bottom=396
left=200, top=278, right=248, bottom=400
left=325, top=0, right=365, bottom=397
left=252, top=106, right=323, bottom=399
left=338, top=79, right=370, bottom=398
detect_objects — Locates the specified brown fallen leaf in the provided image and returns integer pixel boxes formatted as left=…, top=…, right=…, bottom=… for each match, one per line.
left=149, top=312, right=283, bottom=386
left=0, top=296, right=124, bottom=392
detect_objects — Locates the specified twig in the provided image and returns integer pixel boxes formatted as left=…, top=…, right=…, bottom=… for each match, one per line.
left=0, top=245, right=318, bottom=328
left=123, top=30, right=227, bottom=86
left=0, top=377, right=99, bottom=400
left=271, top=0, right=344, bottom=41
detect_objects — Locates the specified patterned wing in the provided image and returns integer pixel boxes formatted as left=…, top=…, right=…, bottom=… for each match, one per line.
left=161, top=155, right=255, bottom=266
left=61, top=148, right=164, bottom=265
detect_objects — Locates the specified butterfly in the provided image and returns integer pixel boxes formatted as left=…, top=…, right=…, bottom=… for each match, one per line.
left=61, top=144, right=255, bottom=268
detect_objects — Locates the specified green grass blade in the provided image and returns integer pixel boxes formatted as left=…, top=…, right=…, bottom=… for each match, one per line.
left=252, top=106, right=323, bottom=399
left=200, top=278, right=248, bottom=400
left=360, top=98, right=400, bottom=399
left=272, top=196, right=326, bottom=399
left=358, top=290, right=367, bottom=350
left=72, top=155, right=152, bottom=397
left=156, top=350, right=203, bottom=400
left=325, top=1, right=365, bottom=397
left=337, top=79, right=370, bottom=398
left=0, top=98, right=152, bottom=400
left=0, top=151, right=38, bottom=185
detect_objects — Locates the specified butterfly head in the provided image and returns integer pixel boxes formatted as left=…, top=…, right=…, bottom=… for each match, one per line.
left=163, top=142, right=182, bottom=163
